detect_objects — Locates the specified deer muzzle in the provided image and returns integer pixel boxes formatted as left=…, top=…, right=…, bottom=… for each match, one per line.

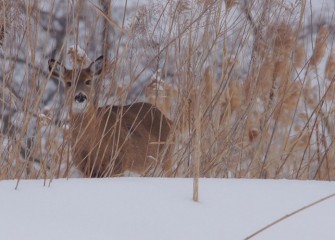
left=75, top=92, right=87, bottom=103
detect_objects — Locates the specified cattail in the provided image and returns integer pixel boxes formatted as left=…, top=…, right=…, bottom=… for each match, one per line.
left=218, top=80, right=242, bottom=126
left=294, top=43, right=306, bottom=68
left=303, top=79, right=317, bottom=107
left=273, top=58, right=290, bottom=80
left=199, top=0, right=215, bottom=8
left=273, top=24, right=294, bottom=81
left=310, top=25, right=329, bottom=66
left=271, top=82, right=300, bottom=125
left=202, top=67, right=213, bottom=108
left=130, top=6, right=147, bottom=36
left=274, top=23, right=294, bottom=57
left=0, top=1, right=25, bottom=47
left=258, top=58, right=275, bottom=95
left=325, top=51, right=335, bottom=81
left=175, top=0, right=191, bottom=14
left=281, top=82, right=301, bottom=109
left=248, top=128, right=259, bottom=142
left=224, top=0, right=238, bottom=11
left=229, top=81, right=242, bottom=112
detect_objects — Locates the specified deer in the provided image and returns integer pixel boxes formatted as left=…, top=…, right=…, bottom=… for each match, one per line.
left=48, top=56, right=173, bottom=177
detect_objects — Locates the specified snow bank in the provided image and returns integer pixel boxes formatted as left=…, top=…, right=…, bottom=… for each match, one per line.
left=1, top=178, right=335, bottom=240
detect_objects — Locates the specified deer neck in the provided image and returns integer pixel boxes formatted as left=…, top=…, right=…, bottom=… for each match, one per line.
left=70, top=107, right=98, bottom=139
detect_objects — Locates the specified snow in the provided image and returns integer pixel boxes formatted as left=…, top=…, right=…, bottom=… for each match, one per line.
left=2, top=1, right=335, bottom=240
left=1, top=178, right=335, bottom=240
left=67, top=45, right=92, bottom=68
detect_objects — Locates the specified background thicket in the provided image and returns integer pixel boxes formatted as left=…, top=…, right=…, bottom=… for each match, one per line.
left=1, top=0, right=335, bottom=180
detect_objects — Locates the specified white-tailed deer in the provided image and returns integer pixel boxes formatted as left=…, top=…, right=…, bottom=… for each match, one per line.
left=48, top=56, right=173, bottom=177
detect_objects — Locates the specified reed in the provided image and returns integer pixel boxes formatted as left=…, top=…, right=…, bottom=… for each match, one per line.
left=1, top=0, right=335, bottom=181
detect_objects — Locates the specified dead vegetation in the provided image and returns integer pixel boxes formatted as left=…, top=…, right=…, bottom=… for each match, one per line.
left=1, top=0, right=335, bottom=181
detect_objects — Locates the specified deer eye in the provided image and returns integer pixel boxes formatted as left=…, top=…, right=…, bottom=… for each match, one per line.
left=66, top=82, right=72, bottom=87
left=85, top=80, right=92, bottom=85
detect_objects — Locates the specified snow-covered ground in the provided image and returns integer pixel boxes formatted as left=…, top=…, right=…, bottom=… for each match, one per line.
left=1, top=178, right=335, bottom=240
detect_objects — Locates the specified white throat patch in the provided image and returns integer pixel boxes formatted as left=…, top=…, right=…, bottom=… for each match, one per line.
left=72, top=101, right=88, bottom=113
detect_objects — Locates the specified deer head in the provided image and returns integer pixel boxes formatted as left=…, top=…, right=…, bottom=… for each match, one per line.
left=48, top=56, right=104, bottom=113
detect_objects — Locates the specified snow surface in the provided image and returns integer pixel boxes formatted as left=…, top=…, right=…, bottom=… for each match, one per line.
left=1, top=178, right=335, bottom=240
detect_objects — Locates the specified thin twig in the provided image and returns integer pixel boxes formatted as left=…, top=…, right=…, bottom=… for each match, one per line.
left=245, top=192, right=335, bottom=239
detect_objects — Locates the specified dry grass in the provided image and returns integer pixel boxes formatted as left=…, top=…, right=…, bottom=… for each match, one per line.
left=1, top=0, right=335, bottom=181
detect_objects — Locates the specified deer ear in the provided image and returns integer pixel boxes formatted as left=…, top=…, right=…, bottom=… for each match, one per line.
left=48, top=59, right=65, bottom=79
left=89, top=56, right=104, bottom=76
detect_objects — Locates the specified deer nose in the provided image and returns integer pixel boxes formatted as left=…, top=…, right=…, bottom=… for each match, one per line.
left=75, top=92, right=87, bottom=103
